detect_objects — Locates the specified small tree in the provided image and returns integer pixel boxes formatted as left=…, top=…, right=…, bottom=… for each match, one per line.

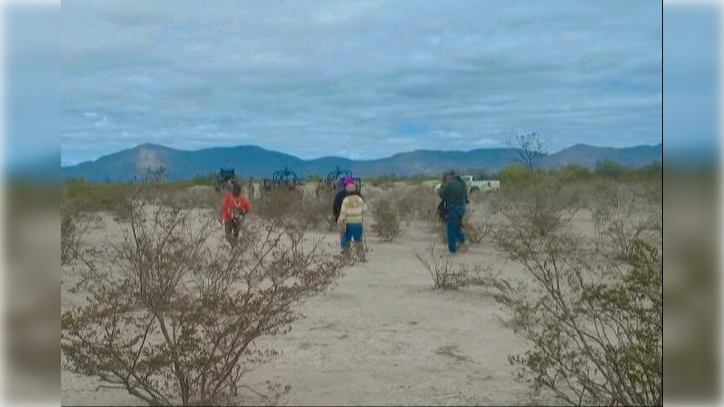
left=506, top=131, right=548, bottom=172
left=371, top=198, right=401, bottom=242
left=61, top=203, right=345, bottom=406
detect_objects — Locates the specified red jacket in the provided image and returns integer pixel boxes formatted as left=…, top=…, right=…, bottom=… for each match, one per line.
left=220, top=192, right=251, bottom=221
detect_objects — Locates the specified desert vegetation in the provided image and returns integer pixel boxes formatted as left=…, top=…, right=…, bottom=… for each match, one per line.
left=371, top=198, right=401, bottom=242
left=492, top=231, right=662, bottom=405
left=61, top=190, right=348, bottom=405
left=61, top=158, right=662, bottom=406
left=415, top=161, right=662, bottom=403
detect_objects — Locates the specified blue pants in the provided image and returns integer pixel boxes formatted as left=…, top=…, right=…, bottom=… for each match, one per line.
left=445, top=206, right=466, bottom=253
left=341, top=223, right=363, bottom=250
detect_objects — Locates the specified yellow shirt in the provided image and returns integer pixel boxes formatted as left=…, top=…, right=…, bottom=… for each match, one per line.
left=338, top=195, right=366, bottom=224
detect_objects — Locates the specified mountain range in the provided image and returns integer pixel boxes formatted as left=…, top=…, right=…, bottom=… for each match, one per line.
left=60, top=143, right=663, bottom=182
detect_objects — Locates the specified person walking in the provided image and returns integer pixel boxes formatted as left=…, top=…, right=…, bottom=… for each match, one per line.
left=332, top=176, right=351, bottom=223
left=219, top=182, right=251, bottom=248
left=337, top=178, right=366, bottom=259
left=438, top=169, right=468, bottom=253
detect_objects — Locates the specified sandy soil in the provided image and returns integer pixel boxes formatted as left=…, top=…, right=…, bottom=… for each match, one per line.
left=241, top=230, right=543, bottom=406
left=60, top=204, right=596, bottom=406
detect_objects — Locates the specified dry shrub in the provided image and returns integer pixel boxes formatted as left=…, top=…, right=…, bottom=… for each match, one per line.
left=492, top=228, right=662, bottom=406
left=395, top=185, right=439, bottom=223
left=253, top=188, right=333, bottom=230
left=61, top=202, right=86, bottom=265
left=462, top=209, right=493, bottom=244
left=62, top=181, right=136, bottom=222
left=253, top=189, right=303, bottom=224
left=498, top=180, right=578, bottom=237
left=585, top=179, right=628, bottom=230
left=415, top=245, right=505, bottom=290
left=371, top=198, right=401, bottom=242
left=163, top=186, right=219, bottom=210
left=361, top=186, right=382, bottom=205
left=457, top=264, right=512, bottom=291
left=591, top=186, right=660, bottom=261
left=302, top=188, right=336, bottom=230
left=61, top=203, right=346, bottom=406
left=434, top=216, right=486, bottom=246
left=61, top=197, right=103, bottom=266
left=415, top=245, right=464, bottom=289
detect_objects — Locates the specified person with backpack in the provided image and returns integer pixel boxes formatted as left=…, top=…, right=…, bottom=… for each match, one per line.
left=332, top=177, right=350, bottom=223
left=337, top=177, right=367, bottom=258
left=438, top=169, right=468, bottom=253
left=220, top=182, right=251, bottom=248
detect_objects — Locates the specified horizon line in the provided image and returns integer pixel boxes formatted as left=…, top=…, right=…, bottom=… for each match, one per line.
left=61, top=141, right=663, bottom=168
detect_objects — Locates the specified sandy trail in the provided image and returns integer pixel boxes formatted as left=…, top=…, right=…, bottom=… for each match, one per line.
left=243, top=228, right=540, bottom=406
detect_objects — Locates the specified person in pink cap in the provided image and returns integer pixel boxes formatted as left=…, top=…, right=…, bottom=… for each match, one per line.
left=337, top=177, right=366, bottom=258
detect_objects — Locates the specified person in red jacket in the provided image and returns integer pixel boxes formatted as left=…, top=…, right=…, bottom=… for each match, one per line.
left=219, top=182, right=251, bottom=247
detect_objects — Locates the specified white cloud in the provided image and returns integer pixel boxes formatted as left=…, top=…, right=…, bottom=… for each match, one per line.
left=60, top=0, right=662, bottom=164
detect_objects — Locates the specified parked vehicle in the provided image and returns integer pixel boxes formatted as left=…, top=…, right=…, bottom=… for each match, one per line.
left=262, top=166, right=303, bottom=193
left=433, top=174, right=500, bottom=194
left=460, top=175, right=500, bottom=193
left=214, top=168, right=237, bottom=192
left=316, top=166, right=362, bottom=197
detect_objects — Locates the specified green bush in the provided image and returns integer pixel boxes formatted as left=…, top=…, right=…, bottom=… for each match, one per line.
left=554, top=164, right=592, bottom=183
left=497, top=165, right=532, bottom=187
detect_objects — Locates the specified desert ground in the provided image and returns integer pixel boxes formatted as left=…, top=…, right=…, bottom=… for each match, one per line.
left=61, top=178, right=661, bottom=406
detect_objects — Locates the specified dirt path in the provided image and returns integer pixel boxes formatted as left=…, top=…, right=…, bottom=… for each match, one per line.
left=242, top=227, right=547, bottom=406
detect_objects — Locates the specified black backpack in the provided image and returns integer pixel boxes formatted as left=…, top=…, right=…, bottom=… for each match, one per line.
left=437, top=200, right=446, bottom=222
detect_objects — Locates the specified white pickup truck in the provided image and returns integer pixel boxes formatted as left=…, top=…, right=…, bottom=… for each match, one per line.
left=433, top=175, right=500, bottom=194
left=460, top=175, right=500, bottom=193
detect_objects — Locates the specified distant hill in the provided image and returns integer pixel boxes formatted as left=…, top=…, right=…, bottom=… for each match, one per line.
left=60, top=143, right=662, bottom=182
left=543, top=144, right=662, bottom=169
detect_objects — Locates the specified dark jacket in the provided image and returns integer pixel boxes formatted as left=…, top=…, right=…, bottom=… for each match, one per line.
left=332, top=189, right=347, bottom=222
left=438, top=176, right=468, bottom=208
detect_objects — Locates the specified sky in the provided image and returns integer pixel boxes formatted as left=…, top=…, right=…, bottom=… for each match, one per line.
left=59, top=0, right=663, bottom=166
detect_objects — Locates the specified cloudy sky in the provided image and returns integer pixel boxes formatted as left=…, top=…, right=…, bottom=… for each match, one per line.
left=61, top=0, right=662, bottom=165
